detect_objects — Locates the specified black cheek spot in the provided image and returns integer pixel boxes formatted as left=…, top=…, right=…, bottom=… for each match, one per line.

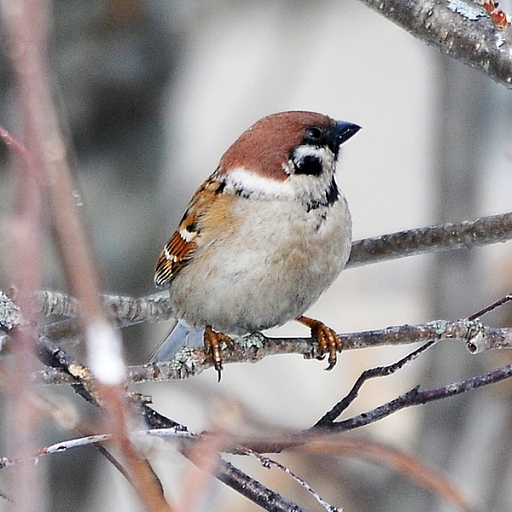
left=294, top=155, right=323, bottom=176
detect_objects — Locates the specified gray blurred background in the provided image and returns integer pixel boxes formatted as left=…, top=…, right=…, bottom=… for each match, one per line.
left=1, top=0, right=512, bottom=511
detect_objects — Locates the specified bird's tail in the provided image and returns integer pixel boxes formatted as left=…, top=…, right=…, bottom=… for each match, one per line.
left=148, top=320, right=205, bottom=362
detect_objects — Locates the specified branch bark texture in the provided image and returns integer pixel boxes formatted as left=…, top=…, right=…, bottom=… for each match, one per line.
left=358, top=0, right=512, bottom=88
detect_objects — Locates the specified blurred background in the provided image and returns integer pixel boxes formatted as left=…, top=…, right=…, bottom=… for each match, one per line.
left=1, top=0, right=512, bottom=510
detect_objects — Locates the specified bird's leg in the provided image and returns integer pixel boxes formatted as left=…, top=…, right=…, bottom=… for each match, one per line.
left=204, top=326, right=234, bottom=381
left=296, top=316, right=343, bottom=370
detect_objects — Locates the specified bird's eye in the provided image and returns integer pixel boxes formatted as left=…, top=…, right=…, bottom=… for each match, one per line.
left=304, top=126, right=323, bottom=145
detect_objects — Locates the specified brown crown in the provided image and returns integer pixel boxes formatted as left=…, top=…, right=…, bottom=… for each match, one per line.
left=218, top=111, right=337, bottom=182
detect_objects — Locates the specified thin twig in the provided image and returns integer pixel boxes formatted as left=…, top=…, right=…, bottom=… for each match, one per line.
left=33, top=334, right=307, bottom=512
left=314, top=340, right=437, bottom=427
left=0, top=125, right=30, bottom=162
left=321, top=362, right=512, bottom=433
left=243, top=448, right=341, bottom=512
left=215, top=458, right=306, bottom=512
left=468, top=293, right=512, bottom=321
left=0, top=429, right=195, bottom=470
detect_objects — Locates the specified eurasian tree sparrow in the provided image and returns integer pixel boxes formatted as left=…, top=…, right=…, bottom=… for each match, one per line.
left=153, top=111, right=360, bottom=379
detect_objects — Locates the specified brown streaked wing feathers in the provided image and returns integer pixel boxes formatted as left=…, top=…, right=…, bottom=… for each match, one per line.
left=154, top=177, right=223, bottom=287
left=154, top=230, right=195, bottom=287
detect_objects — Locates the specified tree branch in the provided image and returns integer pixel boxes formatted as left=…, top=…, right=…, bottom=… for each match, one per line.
left=357, top=0, right=512, bottom=89
left=30, top=333, right=307, bottom=512
left=28, top=319, right=510, bottom=385
left=321, top=361, right=512, bottom=433
left=347, top=211, right=512, bottom=268
left=16, top=211, right=512, bottom=333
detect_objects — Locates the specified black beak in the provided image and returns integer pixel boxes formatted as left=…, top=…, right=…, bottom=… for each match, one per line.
left=335, top=121, right=361, bottom=145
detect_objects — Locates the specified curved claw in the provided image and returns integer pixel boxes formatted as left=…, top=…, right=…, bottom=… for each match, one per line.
left=296, top=316, right=343, bottom=370
left=204, top=326, right=234, bottom=381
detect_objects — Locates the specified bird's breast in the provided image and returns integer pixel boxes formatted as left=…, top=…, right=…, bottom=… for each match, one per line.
left=168, top=194, right=352, bottom=334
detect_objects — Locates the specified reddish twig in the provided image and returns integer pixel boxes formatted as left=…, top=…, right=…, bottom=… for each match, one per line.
left=296, top=436, right=474, bottom=512
left=1, top=0, right=48, bottom=509
left=0, top=125, right=30, bottom=163
left=0, top=2, right=175, bottom=508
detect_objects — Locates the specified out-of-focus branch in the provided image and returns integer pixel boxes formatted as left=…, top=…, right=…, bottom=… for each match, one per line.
left=32, top=333, right=307, bottom=512
left=1, top=0, right=47, bottom=510
left=240, top=436, right=473, bottom=512
left=357, top=0, right=512, bottom=89
left=0, top=7, right=172, bottom=509
left=291, top=437, right=474, bottom=512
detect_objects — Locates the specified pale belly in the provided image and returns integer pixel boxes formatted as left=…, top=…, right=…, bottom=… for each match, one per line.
left=168, top=196, right=352, bottom=334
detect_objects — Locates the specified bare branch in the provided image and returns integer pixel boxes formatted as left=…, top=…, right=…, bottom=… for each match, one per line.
left=347, top=211, right=512, bottom=268
left=33, top=291, right=80, bottom=319
left=243, top=448, right=341, bottom=512
left=125, top=320, right=508, bottom=380
left=0, top=213, right=507, bottom=346
left=234, top=359, right=512, bottom=462
left=28, top=319, right=509, bottom=385
left=19, top=212, right=512, bottom=331
left=357, top=0, right=512, bottom=89
left=314, top=341, right=438, bottom=427
left=31, top=333, right=307, bottom=512
left=318, top=362, right=512, bottom=433
left=0, top=287, right=508, bottom=386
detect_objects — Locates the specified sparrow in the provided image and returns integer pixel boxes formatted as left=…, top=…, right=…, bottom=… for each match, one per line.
left=153, top=111, right=360, bottom=380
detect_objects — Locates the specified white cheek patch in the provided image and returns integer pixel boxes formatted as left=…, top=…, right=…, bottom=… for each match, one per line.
left=224, top=148, right=338, bottom=207
left=291, top=145, right=335, bottom=172
left=224, top=168, right=296, bottom=199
